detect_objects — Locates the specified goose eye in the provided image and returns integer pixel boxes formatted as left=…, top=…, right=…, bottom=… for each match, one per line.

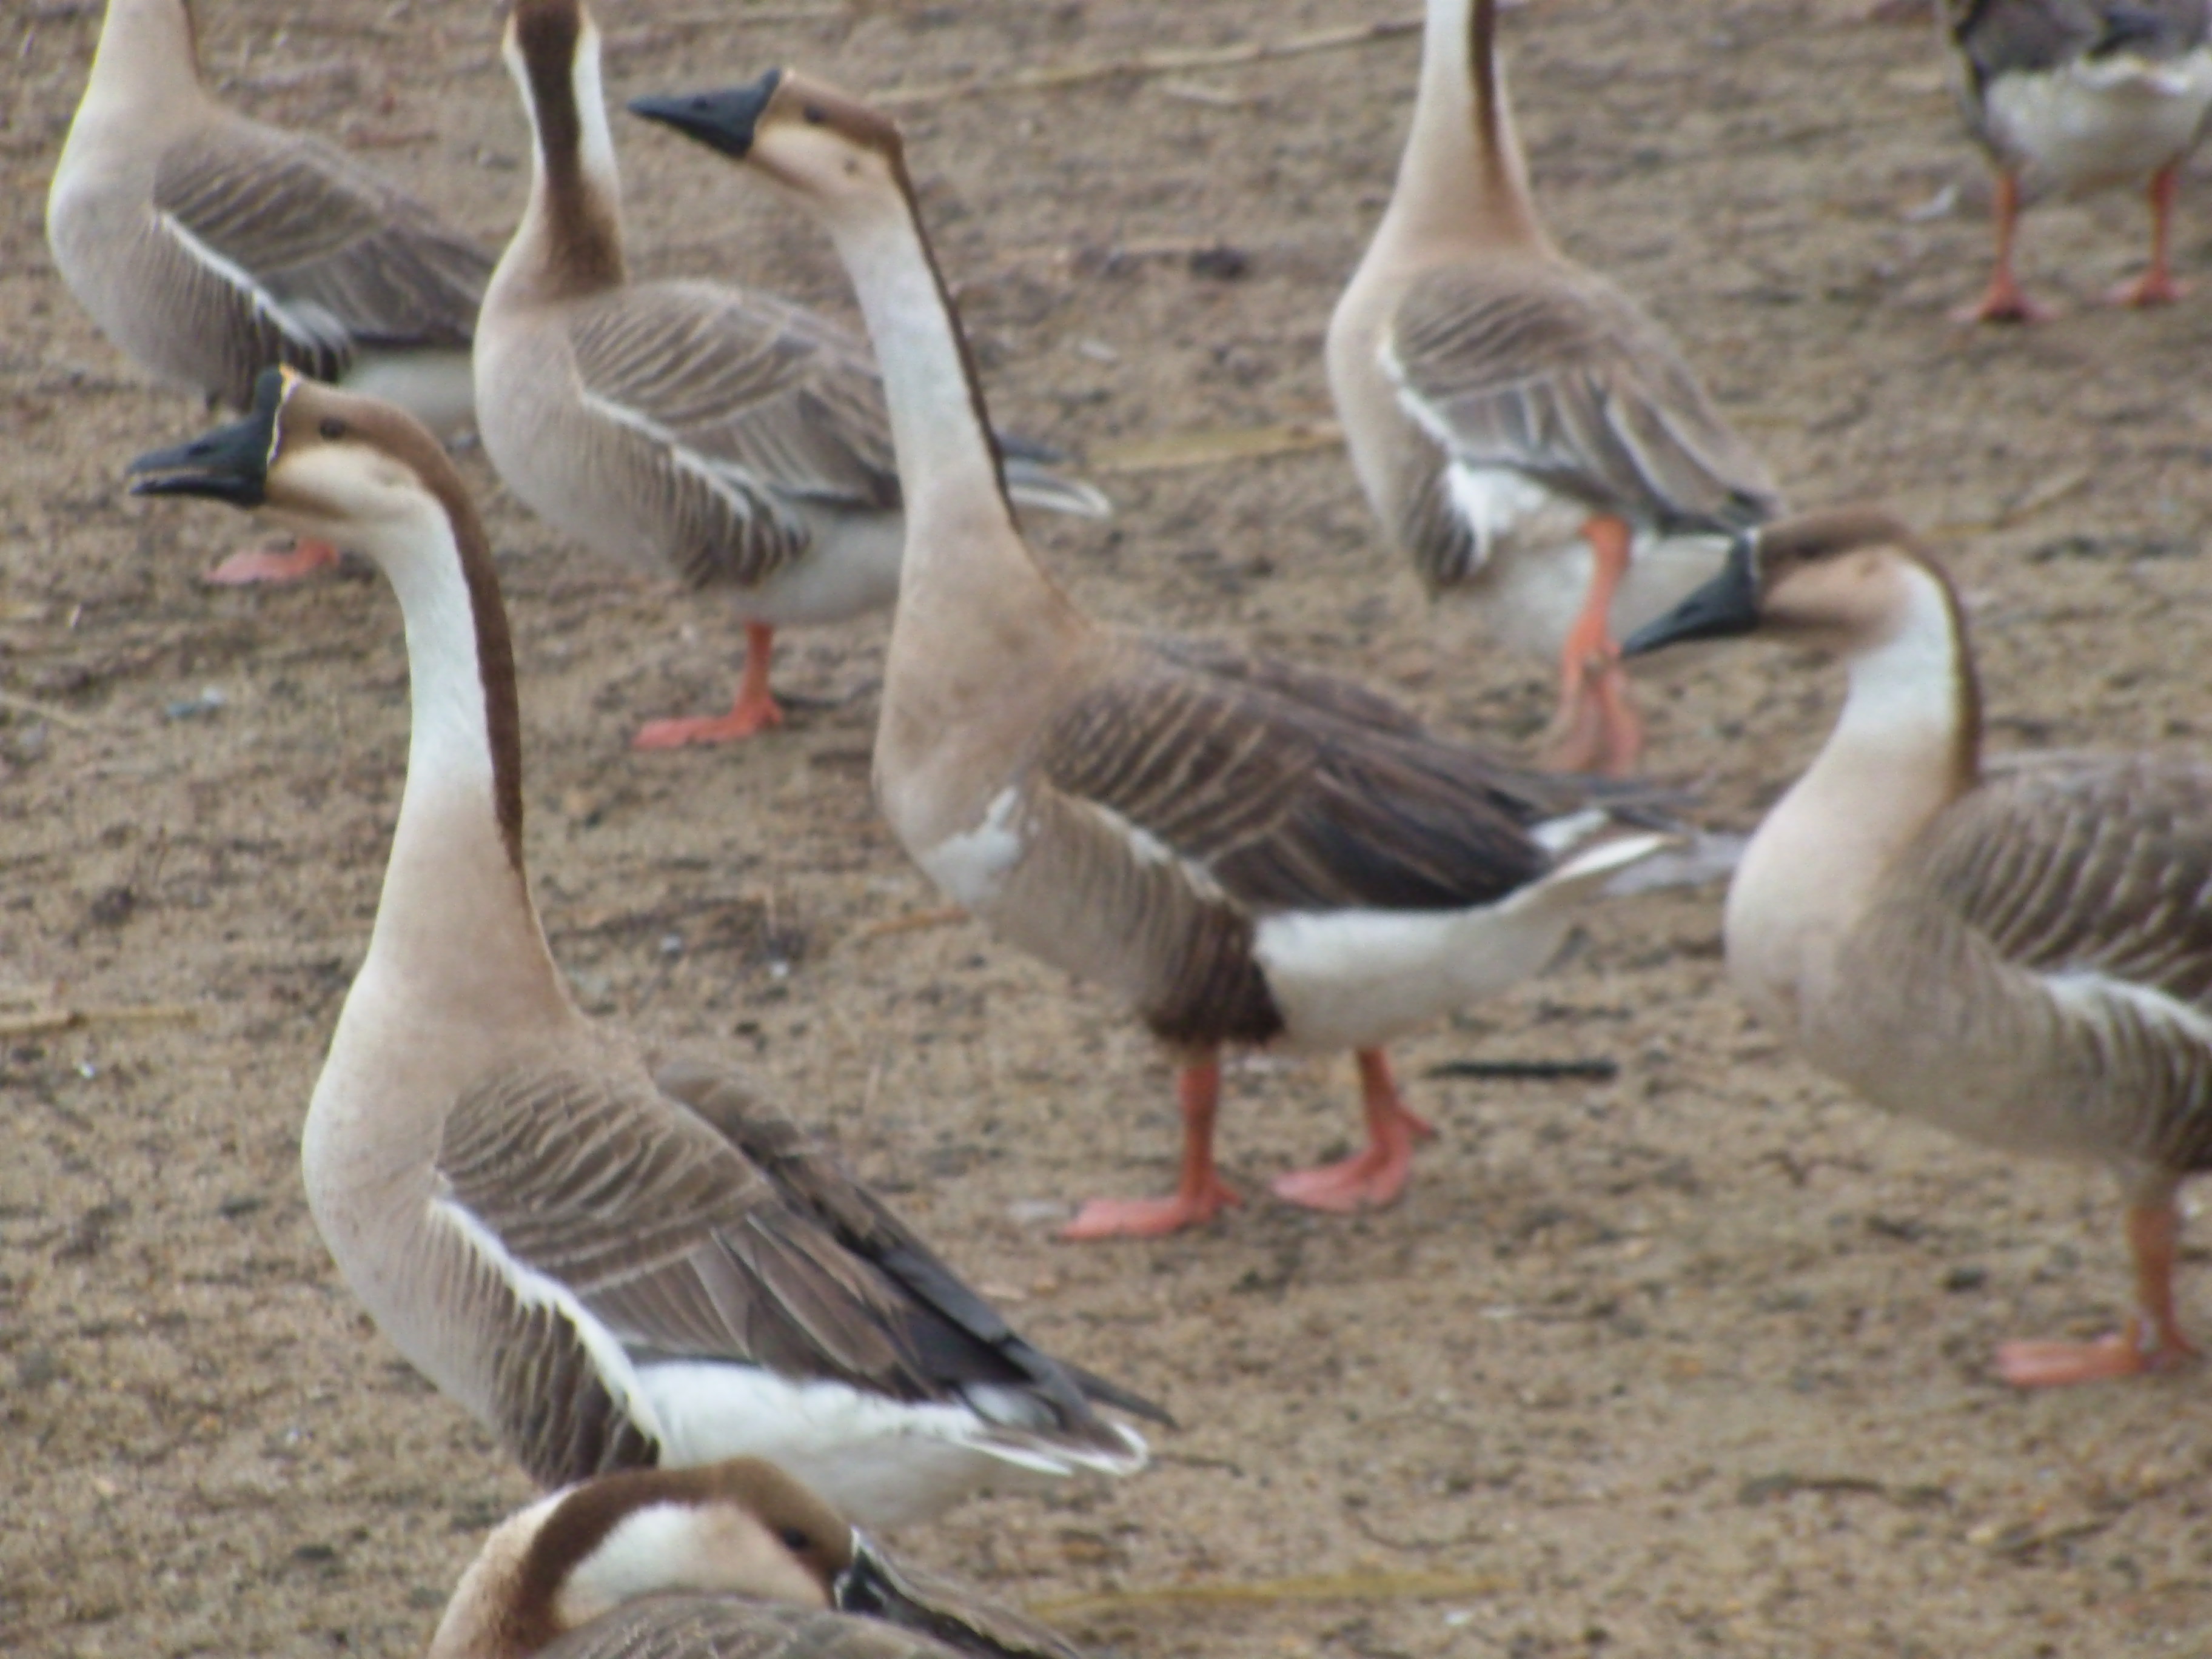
left=779, top=1527, right=811, bottom=1551
left=802, top=104, right=826, bottom=124
left=319, top=417, right=346, bottom=440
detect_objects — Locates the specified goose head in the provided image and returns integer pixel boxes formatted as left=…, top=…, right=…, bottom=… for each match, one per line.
left=424, top=1459, right=853, bottom=1659
left=128, top=366, right=474, bottom=568
left=1623, top=507, right=1967, bottom=663
left=628, top=69, right=908, bottom=230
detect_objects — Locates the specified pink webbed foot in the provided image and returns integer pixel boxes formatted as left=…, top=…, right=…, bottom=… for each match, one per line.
left=633, top=620, right=784, bottom=749
left=1538, top=515, right=1642, bottom=776
left=2103, top=270, right=2185, bottom=309
left=203, top=538, right=341, bottom=586
left=1996, top=1324, right=2196, bottom=1389
left=1062, top=1181, right=1242, bottom=1241
left=1271, top=1050, right=1436, bottom=1215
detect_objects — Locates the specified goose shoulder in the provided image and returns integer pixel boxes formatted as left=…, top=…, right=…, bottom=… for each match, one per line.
left=536, top=280, right=899, bottom=583
left=534, top=1598, right=960, bottom=1659
left=1385, top=260, right=1778, bottom=538
left=432, top=1055, right=1149, bottom=1486
left=143, top=118, right=489, bottom=403
left=1899, top=751, right=2212, bottom=1006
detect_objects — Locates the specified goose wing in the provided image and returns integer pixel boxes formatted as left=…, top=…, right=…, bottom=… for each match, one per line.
left=565, top=282, right=900, bottom=590
left=1385, top=261, right=1776, bottom=582
left=151, top=120, right=489, bottom=403
left=1919, top=754, right=2212, bottom=1008
left=434, top=1061, right=1119, bottom=1484
left=538, top=1600, right=965, bottom=1659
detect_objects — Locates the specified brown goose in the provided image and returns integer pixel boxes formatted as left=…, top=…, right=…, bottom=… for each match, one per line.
left=426, top=1458, right=1081, bottom=1659
left=1626, top=508, right=2212, bottom=1387
left=627, top=75, right=1673, bottom=1240
left=127, top=370, right=1160, bottom=1523
left=1326, top=0, right=1779, bottom=776
left=477, top=0, right=1105, bottom=750
left=49, top=0, right=489, bottom=583
left=1942, top=1, right=2212, bottom=323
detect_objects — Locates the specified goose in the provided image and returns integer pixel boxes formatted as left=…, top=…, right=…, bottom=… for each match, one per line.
left=126, top=368, right=1162, bottom=1523
left=1940, top=1, right=2212, bottom=323
left=626, top=75, right=1675, bottom=1241
left=1623, top=506, right=2212, bottom=1387
left=49, top=0, right=491, bottom=583
left=426, top=1457, right=1082, bottom=1659
left=477, top=0, right=1106, bottom=750
left=1324, top=0, right=1780, bottom=777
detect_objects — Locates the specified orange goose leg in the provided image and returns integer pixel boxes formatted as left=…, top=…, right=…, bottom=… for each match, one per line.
left=1064, top=1057, right=1242, bottom=1240
left=1996, top=1199, right=2198, bottom=1387
left=203, top=537, right=341, bottom=585
left=1270, top=1050, right=1436, bottom=1213
left=2105, top=161, right=2185, bottom=308
left=1956, top=171, right=2056, bottom=324
left=634, top=620, right=786, bottom=749
left=1539, top=514, right=1642, bottom=777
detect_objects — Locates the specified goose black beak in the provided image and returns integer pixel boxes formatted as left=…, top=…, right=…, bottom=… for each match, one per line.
left=128, top=367, right=283, bottom=508
left=1621, top=532, right=1762, bottom=657
left=628, top=70, right=783, bottom=159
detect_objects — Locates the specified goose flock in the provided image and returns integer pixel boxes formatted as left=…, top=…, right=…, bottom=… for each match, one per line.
left=28, top=0, right=2212, bottom=1652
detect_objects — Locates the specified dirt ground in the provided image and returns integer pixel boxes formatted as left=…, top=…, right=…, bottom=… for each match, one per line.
left=7, top=0, right=2212, bottom=1654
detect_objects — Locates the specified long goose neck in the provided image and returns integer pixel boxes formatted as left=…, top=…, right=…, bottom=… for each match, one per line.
left=818, top=169, right=1079, bottom=641
left=1729, top=565, right=1981, bottom=1011
left=70, top=0, right=212, bottom=148
left=1372, top=0, right=1550, bottom=265
left=490, top=7, right=627, bottom=311
left=357, top=492, right=565, bottom=1026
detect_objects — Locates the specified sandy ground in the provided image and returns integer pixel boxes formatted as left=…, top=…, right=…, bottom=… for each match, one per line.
left=7, top=0, right=2212, bottom=1654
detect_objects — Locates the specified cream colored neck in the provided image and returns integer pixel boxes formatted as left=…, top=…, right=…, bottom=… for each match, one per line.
left=488, top=21, right=628, bottom=311
left=72, top=0, right=211, bottom=145
left=1725, top=567, right=1977, bottom=1027
left=1370, top=0, right=1549, bottom=266
left=351, top=504, right=563, bottom=1027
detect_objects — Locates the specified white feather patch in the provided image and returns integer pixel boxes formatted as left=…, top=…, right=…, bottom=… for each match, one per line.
left=158, top=212, right=350, bottom=358
left=1984, top=49, right=2212, bottom=195
left=915, top=787, right=1025, bottom=908
left=2043, top=970, right=2212, bottom=1051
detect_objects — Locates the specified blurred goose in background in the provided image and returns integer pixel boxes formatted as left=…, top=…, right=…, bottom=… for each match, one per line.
left=478, top=0, right=1106, bottom=750
left=49, top=0, right=489, bottom=582
left=1326, top=0, right=1779, bottom=777
left=628, top=73, right=1675, bottom=1241
left=1626, top=507, right=2212, bottom=1387
left=127, top=370, right=1161, bottom=1522
left=426, top=1458, right=1083, bottom=1659
left=1941, top=0, right=2212, bottom=322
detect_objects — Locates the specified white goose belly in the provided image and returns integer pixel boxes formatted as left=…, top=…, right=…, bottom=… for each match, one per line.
left=1983, top=51, right=2212, bottom=195
left=1444, top=466, right=1734, bottom=662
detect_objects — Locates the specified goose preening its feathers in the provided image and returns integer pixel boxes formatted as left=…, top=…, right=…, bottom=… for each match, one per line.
left=626, top=73, right=1675, bottom=1241
left=49, top=0, right=490, bottom=583
left=427, top=1458, right=1084, bottom=1659
left=477, top=0, right=1106, bottom=750
left=1626, top=507, right=2212, bottom=1387
left=127, top=369, right=1161, bottom=1524
left=1326, top=0, right=1780, bottom=777
left=1942, top=1, right=2212, bottom=323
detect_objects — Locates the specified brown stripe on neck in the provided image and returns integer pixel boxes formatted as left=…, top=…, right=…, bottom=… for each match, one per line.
left=179, top=0, right=204, bottom=76
left=1469, top=0, right=1512, bottom=193
left=1915, top=545, right=1984, bottom=794
left=883, top=143, right=1017, bottom=528
left=514, top=0, right=625, bottom=298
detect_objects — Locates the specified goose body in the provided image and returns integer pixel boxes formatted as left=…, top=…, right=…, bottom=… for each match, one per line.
left=128, top=370, right=1157, bottom=1524
left=428, top=1458, right=1083, bottom=1659
left=1626, top=508, right=2212, bottom=1387
left=629, top=74, right=1672, bottom=1240
left=1942, top=0, right=2212, bottom=320
left=1327, top=0, right=1778, bottom=777
left=478, top=0, right=1103, bottom=750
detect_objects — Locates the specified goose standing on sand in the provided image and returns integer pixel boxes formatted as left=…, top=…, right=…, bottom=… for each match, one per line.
left=1626, top=508, right=2212, bottom=1387
left=426, top=1458, right=1084, bottom=1659
left=127, top=369, right=1160, bottom=1523
left=476, top=0, right=1105, bottom=750
left=628, top=74, right=1674, bottom=1241
left=1941, top=0, right=2212, bottom=323
left=49, top=0, right=489, bottom=583
left=1326, top=0, right=1779, bottom=777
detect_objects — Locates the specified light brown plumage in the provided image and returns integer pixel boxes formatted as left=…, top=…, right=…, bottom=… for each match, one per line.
left=630, top=71, right=1673, bottom=1240
left=1626, top=506, right=2212, bottom=1386
left=127, top=369, right=1158, bottom=1524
